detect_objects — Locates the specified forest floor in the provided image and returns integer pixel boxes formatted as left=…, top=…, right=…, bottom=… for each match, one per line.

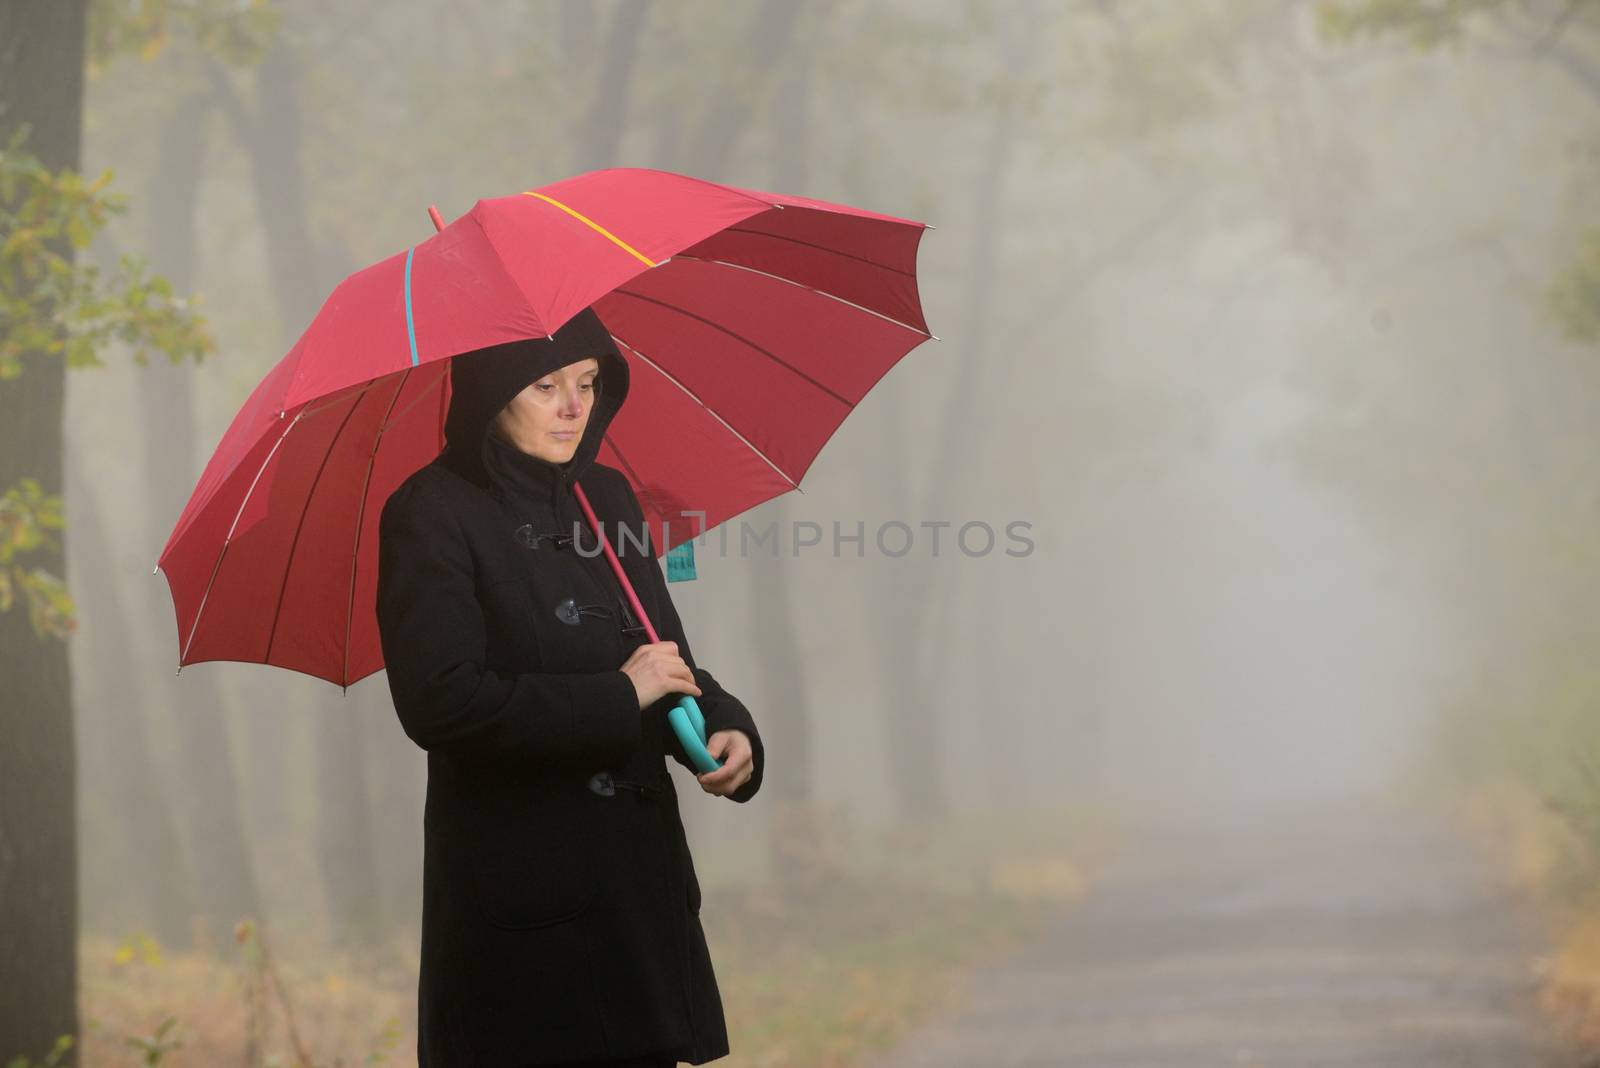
left=855, top=795, right=1591, bottom=1068
left=66, top=804, right=1116, bottom=1067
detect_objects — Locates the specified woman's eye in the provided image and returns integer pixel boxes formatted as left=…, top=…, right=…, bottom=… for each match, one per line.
left=536, top=384, right=555, bottom=392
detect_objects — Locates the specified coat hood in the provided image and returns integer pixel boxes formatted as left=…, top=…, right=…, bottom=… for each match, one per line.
left=439, top=306, right=629, bottom=510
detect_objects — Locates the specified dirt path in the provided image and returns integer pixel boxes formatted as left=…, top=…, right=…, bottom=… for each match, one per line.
left=864, top=798, right=1587, bottom=1067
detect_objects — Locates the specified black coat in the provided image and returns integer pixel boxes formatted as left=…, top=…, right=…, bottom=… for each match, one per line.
left=375, top=309, right=764, bottom=1067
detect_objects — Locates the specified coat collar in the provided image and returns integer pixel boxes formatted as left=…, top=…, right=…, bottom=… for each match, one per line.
left=483, top=430, right=572, bottom=513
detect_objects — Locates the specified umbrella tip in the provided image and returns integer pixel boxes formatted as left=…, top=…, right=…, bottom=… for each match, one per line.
left=930, top=333, right=942, bottom=341
left=924, top=223, right=937, bottom=231
left=428, top=204, right=445, bottom=233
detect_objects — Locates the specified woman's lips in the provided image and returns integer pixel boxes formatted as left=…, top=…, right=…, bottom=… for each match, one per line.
left=551, top=431, right=577, bottom=439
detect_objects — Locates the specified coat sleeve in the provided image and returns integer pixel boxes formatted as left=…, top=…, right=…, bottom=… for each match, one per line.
left=375, top=478, right=643, bottom=769
left=616, top=479, right=764, bottom=804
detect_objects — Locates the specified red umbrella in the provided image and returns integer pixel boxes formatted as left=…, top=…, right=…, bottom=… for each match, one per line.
left=157, top=167, right=934, bottom=691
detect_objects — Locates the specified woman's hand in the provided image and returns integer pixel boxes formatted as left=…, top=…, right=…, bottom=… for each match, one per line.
left=620, top=640, right=702, bottom=711
left=697, top=730, right=753, bottom=797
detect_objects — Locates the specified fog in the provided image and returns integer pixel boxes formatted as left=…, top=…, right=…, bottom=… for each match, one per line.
left=5, top=0, right=1598, bottom=1063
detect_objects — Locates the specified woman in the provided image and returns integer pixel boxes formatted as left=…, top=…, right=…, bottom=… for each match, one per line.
left=375, top=305, right=764, bottom=1067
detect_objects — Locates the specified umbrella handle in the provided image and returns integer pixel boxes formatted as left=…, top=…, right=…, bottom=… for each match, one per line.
left=567, top=482, right=726, bottom=774
left=669, top=695, right=721, bottom=774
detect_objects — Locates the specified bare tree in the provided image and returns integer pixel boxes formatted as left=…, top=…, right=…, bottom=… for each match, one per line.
left=142, top=85, right=266, bottom=948
left=0, top=2, right=87, bottom=1060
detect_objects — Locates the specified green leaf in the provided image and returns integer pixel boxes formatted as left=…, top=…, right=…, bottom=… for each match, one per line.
left=0, top=138, right=213, bottom=380
left=64, top=212, right=92, bottom=250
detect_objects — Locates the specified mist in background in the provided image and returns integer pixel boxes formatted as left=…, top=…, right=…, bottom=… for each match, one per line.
left=7, top=0, right=1599, bottom=1063
left=60, top=0, right=1586, bottom=943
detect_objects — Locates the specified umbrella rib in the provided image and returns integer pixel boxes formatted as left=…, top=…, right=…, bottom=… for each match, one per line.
left=281, top=385, right=406, bottom=425
left=607, top=331, right=801, bottom=494
left=179, top=406, right=308, bottom=666
left=344, top=368, right=412, bottom=689
left=606, top=289, right=853, bottom=408
left=668, top=254, right=934, bottom=339
left=374, top=368, right=443, bottom=435
left=717, top=224, right=917, bottom=278
left=597, top=436, right=671, bottom=550
left=601, top=435, right=723, bottom=554
left=166, top=362, right=303, bottom=560
left=436, top=359, right=449, bottom=447
left=263, top=382, right=374, bottom=665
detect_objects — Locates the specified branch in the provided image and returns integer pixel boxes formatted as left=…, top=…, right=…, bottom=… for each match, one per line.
left=1477, top=0, right=1600, bottom=106
left=1531, top=0, right=1586, bottom=56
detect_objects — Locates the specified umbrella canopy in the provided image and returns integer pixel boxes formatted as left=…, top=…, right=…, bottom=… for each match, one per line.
left=157, top=167, right=934, bottom=688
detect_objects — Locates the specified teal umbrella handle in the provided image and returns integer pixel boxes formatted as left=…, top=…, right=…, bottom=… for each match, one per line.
left=668, top=695, right=723, bottom=773
left=559, top=482, right=725, bottom=777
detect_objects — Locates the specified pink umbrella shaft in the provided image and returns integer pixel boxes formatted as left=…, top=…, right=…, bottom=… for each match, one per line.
left=571, top=482, right=661, bottom=646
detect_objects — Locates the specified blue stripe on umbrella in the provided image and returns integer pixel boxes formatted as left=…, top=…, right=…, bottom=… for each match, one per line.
left=404, top=246, right=419, bottom=367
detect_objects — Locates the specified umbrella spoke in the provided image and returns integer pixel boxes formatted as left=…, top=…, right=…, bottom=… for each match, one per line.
left=344, top=368, right=413, bottom=688
left=375, top=367, right=445, bottom=438
left=669, top=254, right=934, bottom=339
left=718, top=223, right=916, bottom=278
left=263, top=382, right=375, bottom=665
left=180, top=405, right=308, bottom=666
left=607, top=288, right=853, bottom=408
left=607, top=331, right=801, bottom=494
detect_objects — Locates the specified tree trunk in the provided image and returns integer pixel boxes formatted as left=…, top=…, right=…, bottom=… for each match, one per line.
left=68, top=446, right=196, bottom=950
left=361, top=686, right=425, bottom=948
left=884, top=7, right=1043, bottom=823
left=142, top=87, right=266, bottom=949
left=941, top=12, right=1036, bottom=813
left=570, top=0, right=652, bottom=174
left=245, top=38, right=382, bottom=947
left=683, top=0, right=805, bottom=177
left=314, top=700, right=385, bottom=949
left=0, top=3, right=86, bottom=1062
left=757, top=9, right=830, bottom=896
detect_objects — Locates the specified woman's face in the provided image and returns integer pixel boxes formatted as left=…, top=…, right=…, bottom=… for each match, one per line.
left=490, top=357, right=601, bottom=463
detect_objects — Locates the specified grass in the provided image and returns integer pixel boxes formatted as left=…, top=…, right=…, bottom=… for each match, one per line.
left=52, top=802, right=1116, bottom=1067
left=1421, top=657, right=1600, bottom=1054
left=76, top=921, right=410, bottom=1068
left=1447, top=777, right=1600, bottom=1052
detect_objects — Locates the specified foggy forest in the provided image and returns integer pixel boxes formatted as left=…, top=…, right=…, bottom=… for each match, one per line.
left=4, top=0, right=1600, bottom=1065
